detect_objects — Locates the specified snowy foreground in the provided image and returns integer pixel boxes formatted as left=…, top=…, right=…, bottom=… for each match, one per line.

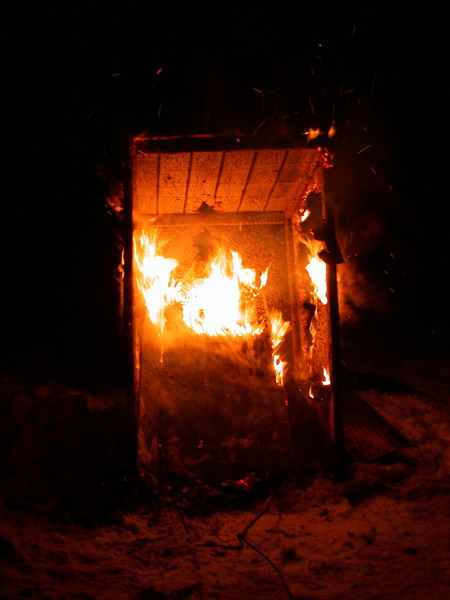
left=1, top=318, right=449, bottom=600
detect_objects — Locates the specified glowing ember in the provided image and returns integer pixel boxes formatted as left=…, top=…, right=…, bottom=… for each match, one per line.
left=133, top=230, right=289, bottom=384
left=299, top=208, right=311, bottom=222
left=322, top=367, right=330, bottom=386
left=306, top=256, right=328, bottom=304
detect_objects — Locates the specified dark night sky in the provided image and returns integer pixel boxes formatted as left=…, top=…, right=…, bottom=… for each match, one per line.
left=2, top=5, right=448, bottom=382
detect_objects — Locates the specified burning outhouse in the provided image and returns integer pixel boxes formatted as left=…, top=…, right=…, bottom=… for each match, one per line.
left=125, top=134, right=343, bottom=493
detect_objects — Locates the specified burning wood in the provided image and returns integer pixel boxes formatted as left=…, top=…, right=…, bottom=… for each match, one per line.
left=133, top=228, right=288, bottom=383
left=128, top=136, right=342, bottom=491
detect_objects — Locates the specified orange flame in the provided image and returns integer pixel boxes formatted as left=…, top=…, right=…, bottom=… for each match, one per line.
left=306, top=256, right=327, bottom=304
left=269, top=311, right=290, bottom=386
left=180, top=248, right=269, bottom=336
left=133, top=232, right=180, bottom=331
left=134, top=230, right=290, bottom=384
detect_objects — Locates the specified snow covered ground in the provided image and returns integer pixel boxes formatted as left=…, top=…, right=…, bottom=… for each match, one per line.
left=1, top=309, right=449, bottom=600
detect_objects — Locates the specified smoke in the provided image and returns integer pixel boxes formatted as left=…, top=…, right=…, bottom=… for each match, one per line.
left=67, top=10, right=434, bottom=347
left=330, top=160, right=421, bottom=329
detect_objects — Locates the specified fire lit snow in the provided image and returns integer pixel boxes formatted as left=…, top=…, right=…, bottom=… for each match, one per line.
left=1, top=322, right=449, bottom=600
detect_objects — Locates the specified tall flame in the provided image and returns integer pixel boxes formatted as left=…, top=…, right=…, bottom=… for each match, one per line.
left=133, top=230, right=289, bottom=384
left=269, top=311, right=290, bottom=386
left=306, top=256, right=327, bottom=304
left=133, top=232, right=180, bottom=331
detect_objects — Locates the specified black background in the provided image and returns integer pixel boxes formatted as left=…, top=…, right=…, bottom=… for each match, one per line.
left=2, top=4, right=447, bottom=386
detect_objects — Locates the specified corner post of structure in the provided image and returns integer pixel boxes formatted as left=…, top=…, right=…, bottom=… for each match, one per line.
left=322, top=161, right=344, bottom=453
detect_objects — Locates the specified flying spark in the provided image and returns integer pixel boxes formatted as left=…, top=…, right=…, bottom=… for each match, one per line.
left=357, top=145, right=372, bottom=154
left=303, top=128, right=323, bottom=141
